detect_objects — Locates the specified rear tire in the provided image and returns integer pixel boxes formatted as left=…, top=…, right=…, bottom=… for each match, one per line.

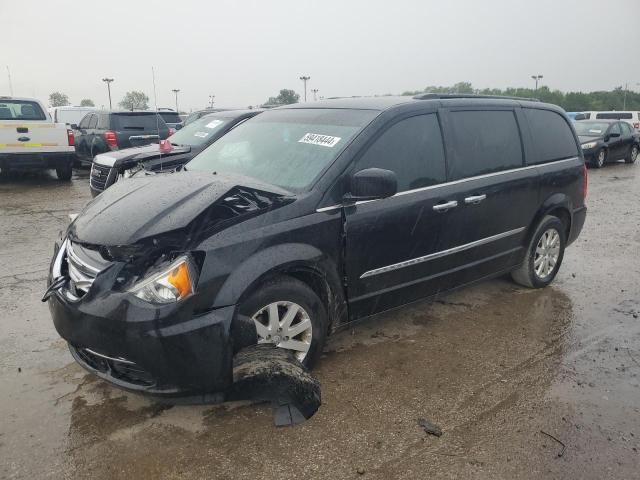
left=56, top=164, right=73, bottom=181
left=511, top=215, right=566, bottom=289
left=593, top=148, right=606, bottom=168
left=625, top=144, right=638, bottom=164
left=238, top=276, right=328, bottom=368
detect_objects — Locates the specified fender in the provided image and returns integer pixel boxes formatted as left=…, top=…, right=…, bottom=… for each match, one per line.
left=211, top=242, right=345, bottom=312
left=526, top=192, right=573, bottom=245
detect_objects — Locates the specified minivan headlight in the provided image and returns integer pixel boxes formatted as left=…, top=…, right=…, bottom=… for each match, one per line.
left=129, top=256, right=197, bottom=304
left=581, top=141, right=597, bottom=150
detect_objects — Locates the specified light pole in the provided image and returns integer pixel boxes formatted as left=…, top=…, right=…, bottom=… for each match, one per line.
left=172, top=89, right=180, bottom=112
left=531, top=74, right=543, bottom=92
left=6, top=66, right=13, bottom=96
left=299, top=75, right=310, bottom=102
left=102, top=77, right=114, bottom=110
left=311, top=88, right=319, bottom=101
left=208, top=95, right=215, bottom=108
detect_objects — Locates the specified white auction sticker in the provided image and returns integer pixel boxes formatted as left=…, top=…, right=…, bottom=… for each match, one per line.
left=298, top=133, right=341, bottom=148
left=205, top=120, right=223, bottom=129
left=194, top=131, right=209, bottom=138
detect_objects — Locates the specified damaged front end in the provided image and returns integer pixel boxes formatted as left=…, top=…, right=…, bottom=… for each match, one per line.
left=45, top=176, right=294, bottom=399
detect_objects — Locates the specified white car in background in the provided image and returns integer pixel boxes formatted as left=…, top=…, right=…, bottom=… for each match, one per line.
left=48, top=106, right=98, bottom=126
left=579, top=111, right=640, bottom=131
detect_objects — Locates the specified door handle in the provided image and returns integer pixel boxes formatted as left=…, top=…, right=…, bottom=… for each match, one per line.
left=433, top=200, right=458, bottom=212
left=464, top=194, right=487, bottom=205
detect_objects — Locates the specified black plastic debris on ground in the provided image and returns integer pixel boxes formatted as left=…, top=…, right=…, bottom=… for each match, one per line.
left=228, top=344, right=321, bottom=426
left=418, top=417, right=442, bottom=437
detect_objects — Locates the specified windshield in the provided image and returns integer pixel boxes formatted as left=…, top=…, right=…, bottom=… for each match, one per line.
left=573, top=121, right=610, bottom=136
left=0, top=100, right=46, bottom=120
left=168, top=114, right=230, bottom=147
left=186, top=108, right=377, bottom=191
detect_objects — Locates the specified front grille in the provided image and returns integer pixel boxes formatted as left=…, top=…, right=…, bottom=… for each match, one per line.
left=74, top=346, right=155, bottom=387
left=90, top=163, right=114, bottom=191
left=64, top=242, right=109, bottom=299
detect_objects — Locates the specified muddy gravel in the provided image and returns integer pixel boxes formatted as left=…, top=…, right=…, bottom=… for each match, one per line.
left=1, top=165, right=639, bottom=479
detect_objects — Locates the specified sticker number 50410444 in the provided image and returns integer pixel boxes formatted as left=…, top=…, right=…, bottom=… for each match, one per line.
left=298, top=133, right=341, bottom=148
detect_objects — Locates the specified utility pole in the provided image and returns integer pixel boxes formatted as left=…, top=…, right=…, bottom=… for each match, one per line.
left=623, top=83, right=628, bottom=110
left=208, top=95, right=215, bottom=108
left=6, top=66, right=13, bottom=96
left=299, top=75, right=310, bottom=102
left=311, top=88, right=319, bottom=101
left=531, top=74, right=543, bottom=92
left=102, top=78, right=114, bottom=110
left=172, top=89, right=180, bottom=112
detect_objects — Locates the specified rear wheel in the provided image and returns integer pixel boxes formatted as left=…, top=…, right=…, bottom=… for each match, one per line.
left=238, top=276, right=328, bottom=368
left=511, top=215, right=566, bottom=288
left=625, top=144, right=638, bottom=164
left=56, top=164, right=73, bottom=181
left=593, top=148, right=606, bottom=168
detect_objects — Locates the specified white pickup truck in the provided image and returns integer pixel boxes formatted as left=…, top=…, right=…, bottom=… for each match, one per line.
left=0, top=96, right=76, bottom=180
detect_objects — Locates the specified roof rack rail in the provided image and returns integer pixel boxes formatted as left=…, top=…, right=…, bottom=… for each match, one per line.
left=413, top=93, right=539, bottom=102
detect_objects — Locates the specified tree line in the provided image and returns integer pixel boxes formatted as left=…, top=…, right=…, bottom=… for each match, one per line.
left=48, top=90, right=150, bottom=110
left=400, top=82, right=640, bottom=111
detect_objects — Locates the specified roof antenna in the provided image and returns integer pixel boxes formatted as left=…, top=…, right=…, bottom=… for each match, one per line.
left=151, top=66, right=163, bottom=170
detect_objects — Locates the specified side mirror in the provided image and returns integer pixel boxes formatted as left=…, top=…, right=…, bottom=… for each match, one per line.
left=347, top=168, right=397, bottom=202
left=70, top=124, right=78, bottom=130
left=175, top=124, right=183, bottom=130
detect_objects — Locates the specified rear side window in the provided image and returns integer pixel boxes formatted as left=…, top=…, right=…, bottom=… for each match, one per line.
left=524, top=109, right=579, bottom=164
left=596, top=112, right=632, bottom=120
left=112, top=113, right=167, bottom=131
left=355, top=114, right=446, bottom=192
left=88, top=114, right=98, bottom=129
left=0, top=100, right=46, bottom=120
left=620, top=122, right=632, bottom=135
left=97, top=114, right=109, bottom=129
left=158, top=112, right=181, bottom=124
left=447, top=110, right=523, bottom=179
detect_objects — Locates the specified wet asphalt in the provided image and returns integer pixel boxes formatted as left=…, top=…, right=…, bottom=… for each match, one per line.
left=0, top=165, right=639, bottom=479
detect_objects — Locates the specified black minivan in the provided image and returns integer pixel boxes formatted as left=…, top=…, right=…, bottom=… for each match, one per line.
left=46, top=95, right=587, bottom=397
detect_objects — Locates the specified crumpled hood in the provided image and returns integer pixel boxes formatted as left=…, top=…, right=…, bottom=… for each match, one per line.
left=93, top=144, right=192, bottom=168
left=69, top=170, right=292, bottom=247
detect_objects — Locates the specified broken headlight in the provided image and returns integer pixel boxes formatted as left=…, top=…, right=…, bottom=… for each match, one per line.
left=129, top=256, right=197, bottom=304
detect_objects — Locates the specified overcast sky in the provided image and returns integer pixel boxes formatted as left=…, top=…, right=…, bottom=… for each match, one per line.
left=3, top=0, right=639, bottom=111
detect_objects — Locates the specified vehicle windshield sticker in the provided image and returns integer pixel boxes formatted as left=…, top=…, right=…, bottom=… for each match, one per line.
left=298, top=133, right=341, bottom=148
left=194, top=131, right=209, bottom=138
left=589, top=129, right=602, bottom=134
left=205, top=120, right=223, bottom=129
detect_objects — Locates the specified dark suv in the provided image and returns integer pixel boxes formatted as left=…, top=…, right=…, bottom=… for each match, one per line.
left=73, top=111, right=170, bottom=164
left=46, top=95, right=587, bottom=397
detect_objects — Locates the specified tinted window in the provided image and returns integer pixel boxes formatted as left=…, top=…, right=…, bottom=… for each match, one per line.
left=0, top=100, right=46, bottom=120
left=158, top=111, right=181, bottom=124
left=524, top=108, right=579, bottom=164
left=354, top=114, right=446, bottom=191
left=608, top=123, right=621, bottom=135
left=97, top=114, right=109, bottom=129
left=596, top=112, right=632, bottom=120
left=87, top=114, right=98, bottom=129
left=620, top=122, right=632, bottom=135
left=111, top=113, right=167, bottom=131
left=448, top=110, right=523, bottom=179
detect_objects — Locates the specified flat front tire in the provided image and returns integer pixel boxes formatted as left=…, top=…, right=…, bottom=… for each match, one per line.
left=238, top=276, right=328, bottom=368
left=511, top=215, right=566, bottom=289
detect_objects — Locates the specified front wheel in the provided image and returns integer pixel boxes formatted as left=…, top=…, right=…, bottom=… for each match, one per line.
left=625, top=144, right=638, bottom=164
left=593, top=148, right=607, bottom=168
left=56, top=164, right=73, bottom=181
left=238, top=276, right=328, bottom=368
left=511, top=215, right=566, bottom=288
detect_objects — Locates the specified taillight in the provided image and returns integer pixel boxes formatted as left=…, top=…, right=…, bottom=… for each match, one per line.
left=583, top=163, right=588, bottom=200
left=168, top=127, right=176, bottom=136
left=634, top=122, right=639, bottom=130
left=103, top=131, right=118, bottom=149
left=66, top=129, right=75, bottom=146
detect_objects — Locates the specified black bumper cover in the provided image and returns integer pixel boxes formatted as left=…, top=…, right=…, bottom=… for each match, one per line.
left=48, top=283, right=235, bottom=398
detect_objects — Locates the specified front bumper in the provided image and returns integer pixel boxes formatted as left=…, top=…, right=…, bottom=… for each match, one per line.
left=47, top=242, right=235, bottom=397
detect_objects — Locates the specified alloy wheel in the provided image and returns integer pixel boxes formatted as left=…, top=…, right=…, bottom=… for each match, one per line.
left=597, top=149, right=606, bottom=167
left=534, top=228, right=561, bottom=279
left=631, top=146, right=638, bottom=163
left=251, top=301, right=313, bottom=361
